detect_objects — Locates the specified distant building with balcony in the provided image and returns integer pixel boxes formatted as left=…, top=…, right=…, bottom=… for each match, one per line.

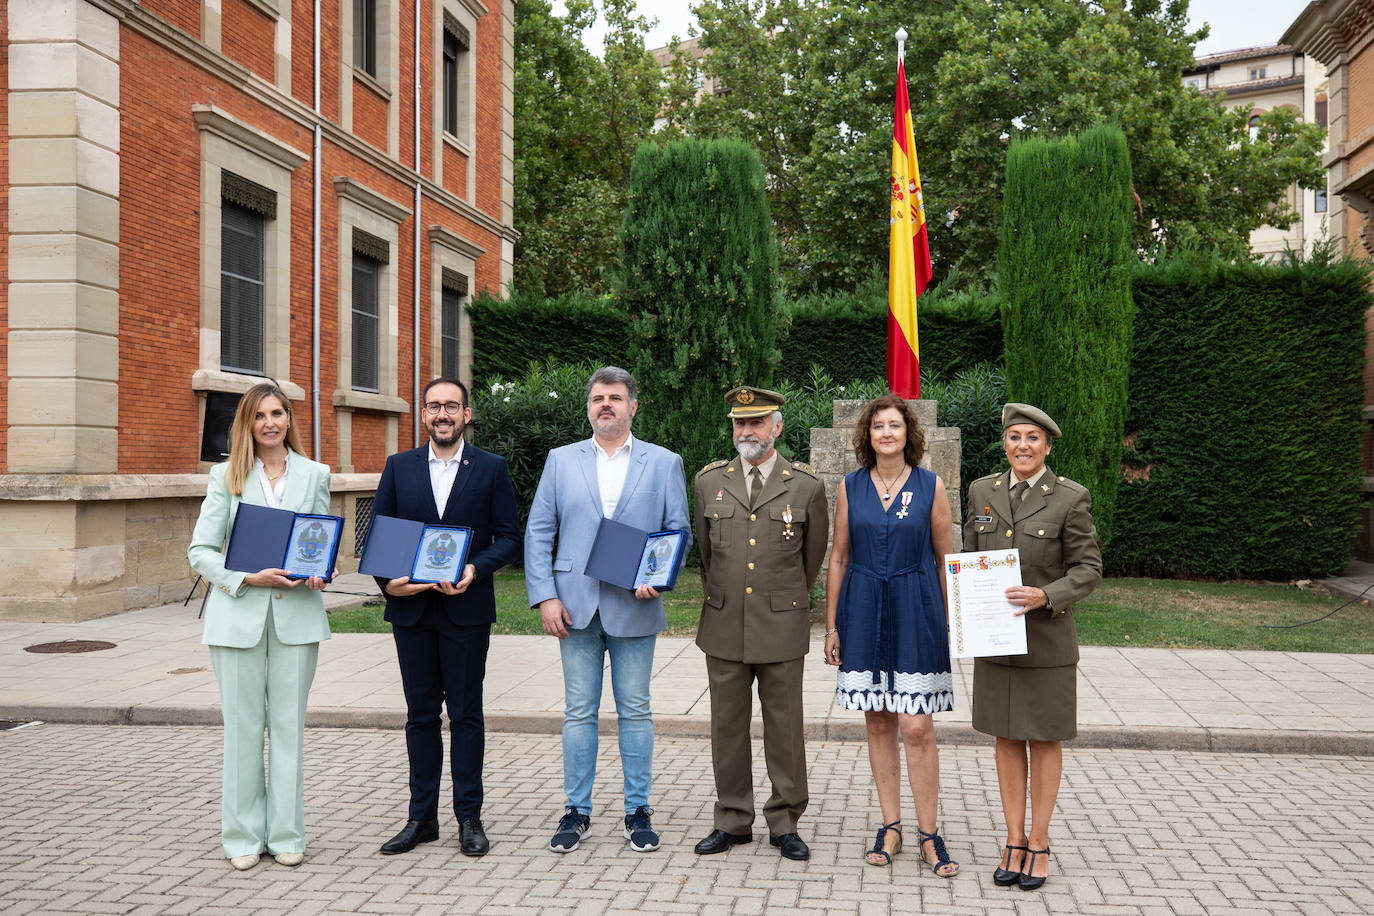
left=1183, top=44, right=1329, bottom=258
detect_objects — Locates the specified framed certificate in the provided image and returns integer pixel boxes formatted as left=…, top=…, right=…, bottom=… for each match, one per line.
left=284, top=514, right=343, bottom=580
left=409, top=525, right=473, bottom=584
left=584, top=518, right=689, bottom=592
left=226, top=504, right=344, bottom=583
left=634, top=530, right=688, bottom=590
left=944, top=548, right=1028, bottom=659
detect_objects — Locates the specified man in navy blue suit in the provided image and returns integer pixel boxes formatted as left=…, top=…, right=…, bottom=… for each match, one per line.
left=371, top=378, right=521, bottom=857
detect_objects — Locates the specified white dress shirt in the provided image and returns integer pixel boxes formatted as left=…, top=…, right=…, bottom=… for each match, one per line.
left=255, top=454, right=289, bottom=508
left=595, top=434, right=634, bottom=518
left=428, top=439, right=466, bottom=517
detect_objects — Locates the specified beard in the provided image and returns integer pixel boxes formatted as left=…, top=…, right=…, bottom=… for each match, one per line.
left=426, top=418, right=463, bottom=447
left=734, top=432, right=774, bottom=462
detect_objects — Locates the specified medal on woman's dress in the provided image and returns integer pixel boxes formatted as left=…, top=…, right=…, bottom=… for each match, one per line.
left=895, top=491, right=913, bottom=519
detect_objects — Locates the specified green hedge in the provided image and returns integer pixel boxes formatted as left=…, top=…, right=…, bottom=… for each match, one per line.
left=467, top=289, right=631, bottom=386
left=467, top=282, right=1002, bottom=388
left=1108, top=253, right=1368, bottom=579
left=777, top=277, right=1002, bottom=386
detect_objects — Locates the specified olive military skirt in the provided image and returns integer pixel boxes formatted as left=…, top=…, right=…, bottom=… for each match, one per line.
left=971, top=658, right=1077, bottom=742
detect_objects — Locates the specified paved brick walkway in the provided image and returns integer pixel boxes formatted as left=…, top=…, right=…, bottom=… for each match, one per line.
left=1, top=724, right=1370, bottom=915
left=2, top=577, right=1372, bottom=755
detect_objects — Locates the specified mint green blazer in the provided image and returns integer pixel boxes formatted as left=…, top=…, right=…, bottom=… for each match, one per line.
left=188, top=456, right=334, bottom=649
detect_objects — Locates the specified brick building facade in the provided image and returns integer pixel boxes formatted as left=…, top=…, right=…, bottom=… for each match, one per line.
left=2, top=0, right=516, bottom=620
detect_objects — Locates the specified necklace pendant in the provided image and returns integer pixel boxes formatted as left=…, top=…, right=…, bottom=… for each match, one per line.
left=882, top=492, right=892, bottom=501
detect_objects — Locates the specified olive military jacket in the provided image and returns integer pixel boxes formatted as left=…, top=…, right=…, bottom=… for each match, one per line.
left=695, top=456, right=830, bottom=664
left=962, top=467, right=1102, bottom=668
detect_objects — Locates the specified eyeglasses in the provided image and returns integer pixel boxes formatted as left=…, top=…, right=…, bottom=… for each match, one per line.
left=423, top=401, right=466, bottom=416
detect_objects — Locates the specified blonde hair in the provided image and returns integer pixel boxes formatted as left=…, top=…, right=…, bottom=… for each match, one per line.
left=224, top=383, right=307, bottom=494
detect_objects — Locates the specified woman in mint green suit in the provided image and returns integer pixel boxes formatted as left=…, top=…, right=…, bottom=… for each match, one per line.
left=188, top=383, right=333, bottom=870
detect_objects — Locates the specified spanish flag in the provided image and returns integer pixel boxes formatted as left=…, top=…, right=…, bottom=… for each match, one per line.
left=887, top=58, right=931, bottom=399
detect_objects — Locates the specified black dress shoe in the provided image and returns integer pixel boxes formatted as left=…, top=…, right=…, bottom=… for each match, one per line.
left=380, top=818, right=439, bottom=855
left=459, top=817, right=490, bottom=857
left=994, top=843, right=1028, bottom=887
left=1018, top=847, right=1051, bottom=890
left=694, top=829, right=752, bottom=855
left=771, top=832, right=810, bottom=861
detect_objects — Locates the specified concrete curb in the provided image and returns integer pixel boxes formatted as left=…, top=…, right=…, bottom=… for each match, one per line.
left=6, top=703, right=1372, bottom=757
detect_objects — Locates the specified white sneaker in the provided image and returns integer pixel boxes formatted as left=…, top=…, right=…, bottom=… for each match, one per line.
left=274, top=852, right=304, bottom=866
left=229, top=853, right=260, bottom=871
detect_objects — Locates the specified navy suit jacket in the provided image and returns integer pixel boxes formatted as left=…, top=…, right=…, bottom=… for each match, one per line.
left=371, top=442, right=522, bottom=628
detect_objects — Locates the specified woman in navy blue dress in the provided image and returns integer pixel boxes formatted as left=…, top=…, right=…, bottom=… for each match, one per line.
left=824, top=395, right=957, bottom=875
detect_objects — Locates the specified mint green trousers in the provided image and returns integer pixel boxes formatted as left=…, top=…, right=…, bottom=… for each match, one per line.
left=209, top=612, right=319, bottom=858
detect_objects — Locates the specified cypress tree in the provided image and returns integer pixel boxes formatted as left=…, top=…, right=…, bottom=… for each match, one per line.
left=999, top=124, right=1134, bottom=543
left=619, top=139, right=781, bottom=476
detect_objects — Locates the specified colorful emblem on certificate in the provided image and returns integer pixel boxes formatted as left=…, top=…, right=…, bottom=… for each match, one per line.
left=285, top=514, right=342, bottom=579
left=634, top=529, right=687, bottom=590
left=410, top=525, right=472, bottom=584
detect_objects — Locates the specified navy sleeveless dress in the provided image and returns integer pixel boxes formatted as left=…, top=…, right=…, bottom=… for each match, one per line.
left=834, top=466, right=954, bottom=714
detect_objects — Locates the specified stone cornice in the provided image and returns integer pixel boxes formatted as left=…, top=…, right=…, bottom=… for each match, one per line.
left=457, top=0, right=490, bottom=21
left=335, top=177, right=414, bottom=224
left=193, top=105, right=309, bottom=170
left=93, top=0, right=515, bottom=243
left=429, top=225, right=486, bottom=259
left=191, top=369, right=307, bottom=401
left=332, top=390, right=411, bottom=414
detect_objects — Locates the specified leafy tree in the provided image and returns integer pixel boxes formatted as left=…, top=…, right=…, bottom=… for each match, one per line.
left=689, top=0, right=1326, bottom=291
left=1000, top=125, right=1135, bottom=544
left=620, top=139, right=781, bottom=477
left=512, top=0, right=694, bottom=296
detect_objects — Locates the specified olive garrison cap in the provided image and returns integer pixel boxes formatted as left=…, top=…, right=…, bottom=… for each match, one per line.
left=1001, top=402, right=1061, bottom=438
left=725, top=386, right=786, bottom=419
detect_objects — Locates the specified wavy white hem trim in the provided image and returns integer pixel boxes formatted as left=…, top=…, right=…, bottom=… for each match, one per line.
left=835, top=669, right=955, bottom=714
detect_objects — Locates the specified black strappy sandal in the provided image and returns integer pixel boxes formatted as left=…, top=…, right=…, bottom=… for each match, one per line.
left=917, top=827, right=959, bottom=878
left=993, top=843, right=1028, bottom=886
left=1018, top=846, right=1051, bottom=890
left=864, top=819, right=902, bottom=867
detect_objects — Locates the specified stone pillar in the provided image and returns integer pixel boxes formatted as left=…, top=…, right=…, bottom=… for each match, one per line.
left=4, top=0, right=124, bottom=620
left=810, top=399, right=963, bottom=570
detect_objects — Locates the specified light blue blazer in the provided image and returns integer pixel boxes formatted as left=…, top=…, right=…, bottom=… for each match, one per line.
left=188, top=455, right=334, bottom=649
left=525, top=437, right=691, bottom=638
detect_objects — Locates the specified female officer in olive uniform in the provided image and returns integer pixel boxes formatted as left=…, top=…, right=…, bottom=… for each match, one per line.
left=964, top=403, right=1101, bottom=891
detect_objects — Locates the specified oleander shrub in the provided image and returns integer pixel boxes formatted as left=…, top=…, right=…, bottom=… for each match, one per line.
left=468, top=360, right=598, bottom=531
left=1108, top=250, right=1368, bottom=579
left=1000, top=124, right=1135, bottom=544
left=922, top=363, right=1008, bottom=506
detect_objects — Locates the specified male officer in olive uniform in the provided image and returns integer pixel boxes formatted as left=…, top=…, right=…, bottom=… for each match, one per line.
left=692, top=386, right=830, bottom=862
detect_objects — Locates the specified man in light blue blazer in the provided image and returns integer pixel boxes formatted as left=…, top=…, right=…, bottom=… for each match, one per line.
left=526, top=366, right=691, bottom=855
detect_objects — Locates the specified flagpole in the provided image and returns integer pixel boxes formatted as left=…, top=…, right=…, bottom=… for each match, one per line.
left=896, top=27, right=906, bottom=60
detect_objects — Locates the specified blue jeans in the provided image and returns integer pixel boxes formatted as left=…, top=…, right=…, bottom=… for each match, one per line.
left=559, top=612, right=656, bottom=815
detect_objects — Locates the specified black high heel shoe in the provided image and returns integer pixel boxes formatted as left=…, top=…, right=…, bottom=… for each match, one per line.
left=993, top=843, right=1028, bottom=887
left=1018, top=846, right=1051, bottom=890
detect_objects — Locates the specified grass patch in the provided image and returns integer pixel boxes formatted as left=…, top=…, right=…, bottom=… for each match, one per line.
left=1074, top=578, right=1374, bottom=653
left=327, top=569, right=706, bottom=637
left=330, top=572, right=1374, bottom=653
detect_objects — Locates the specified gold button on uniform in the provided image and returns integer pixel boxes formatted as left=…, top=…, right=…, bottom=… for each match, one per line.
left=750, top=513, right=757, bottom=521
left=749, top=538, right=756, bottom=546
left=746, top=586, right=753, bottom=595
left=748, top=562, right=755, bottom=570
left=1038, top=529, right=1045, bottom=536
left=1005, top=530, right=1012, bottom=538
